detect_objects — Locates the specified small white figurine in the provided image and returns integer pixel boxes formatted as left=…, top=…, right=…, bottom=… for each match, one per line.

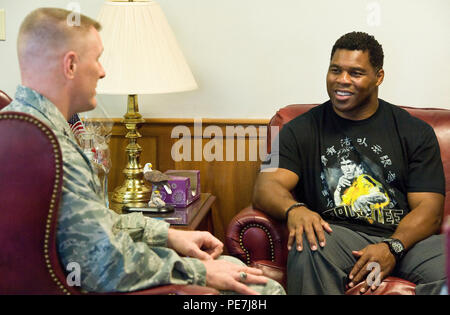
left=148, top=190, right=166, bottom=208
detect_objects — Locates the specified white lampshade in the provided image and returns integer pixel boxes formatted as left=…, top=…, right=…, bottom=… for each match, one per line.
left=96, top=0, right=198, bottom=95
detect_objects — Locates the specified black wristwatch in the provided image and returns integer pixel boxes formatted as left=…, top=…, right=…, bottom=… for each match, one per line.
left=382, top=238, right=405, bottom=261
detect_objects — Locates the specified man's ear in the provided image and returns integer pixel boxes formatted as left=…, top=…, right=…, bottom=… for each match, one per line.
left=375, top=68, right=384, bottom=87
left=63, top=51, right=78, bottom=79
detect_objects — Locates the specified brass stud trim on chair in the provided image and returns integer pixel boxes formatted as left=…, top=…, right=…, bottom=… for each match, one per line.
left=239, top=223, right=275, bottom=265
left=0, top=113, right=70, bottom=295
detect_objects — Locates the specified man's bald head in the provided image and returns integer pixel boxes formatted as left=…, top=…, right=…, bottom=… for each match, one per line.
left=18, top=8, right=101, bottom=71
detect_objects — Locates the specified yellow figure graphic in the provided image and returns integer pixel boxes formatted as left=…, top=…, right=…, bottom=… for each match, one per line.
left=334, top=153, right=390, bottom=223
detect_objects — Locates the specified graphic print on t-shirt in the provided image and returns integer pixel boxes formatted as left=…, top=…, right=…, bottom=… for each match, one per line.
left=320, top=137, right=405, bottom=226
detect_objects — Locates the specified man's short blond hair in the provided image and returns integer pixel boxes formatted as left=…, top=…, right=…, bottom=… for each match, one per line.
left=18, top=8, right=101, bottom=61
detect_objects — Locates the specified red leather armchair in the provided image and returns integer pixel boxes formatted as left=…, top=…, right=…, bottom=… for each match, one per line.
left=0, top=90, right=12, bottom=109
left=0, top=93, right=217, bottom=294
left=226, top=104, right=450, bottom=295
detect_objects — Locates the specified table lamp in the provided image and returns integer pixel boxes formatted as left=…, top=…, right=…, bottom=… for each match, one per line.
left=96, top=0, right=198, bottom=211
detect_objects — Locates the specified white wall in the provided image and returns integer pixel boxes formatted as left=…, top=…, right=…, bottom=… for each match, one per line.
left=0, top=0, right=449, bottom=119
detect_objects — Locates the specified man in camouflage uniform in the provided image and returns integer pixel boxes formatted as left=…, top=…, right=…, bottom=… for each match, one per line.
left=2, top=7, right=284, bottom=295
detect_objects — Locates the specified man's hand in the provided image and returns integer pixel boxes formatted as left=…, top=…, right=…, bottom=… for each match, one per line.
left=348, top=192, right=444, bottom=294
left=287, top=206, right=333, bottom=251
left=253, top=168, right=333, bottom=251
left=167, top=229, right=223, bottom=260
left=348, top=243, right=396, bottom=293
left=202, top=259, right=268, bottom=295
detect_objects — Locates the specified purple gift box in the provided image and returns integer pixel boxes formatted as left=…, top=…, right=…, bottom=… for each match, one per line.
left=154, top=170, right=200, bottom=207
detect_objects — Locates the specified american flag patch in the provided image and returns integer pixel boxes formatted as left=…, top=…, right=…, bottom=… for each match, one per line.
left=68, top=114, right=85, bottom=137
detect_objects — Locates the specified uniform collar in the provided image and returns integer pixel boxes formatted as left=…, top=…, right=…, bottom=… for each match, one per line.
left=14, top=85, right=76, bottom=141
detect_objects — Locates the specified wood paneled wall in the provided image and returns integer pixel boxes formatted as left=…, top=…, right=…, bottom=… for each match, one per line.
left=107, top=118, right=270, bottom=244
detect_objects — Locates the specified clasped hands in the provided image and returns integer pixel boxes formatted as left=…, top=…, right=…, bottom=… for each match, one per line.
left=287, top=206, right=396, bottom=294
left=167, top=229, right=268, bottom=295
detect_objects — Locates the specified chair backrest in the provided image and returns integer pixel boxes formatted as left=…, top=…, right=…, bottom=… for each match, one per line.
left=267, top=104, right=450, bottom=220
left=0, top=112, right=76, bottom=294
left=0, top=90, right=12, bottom=110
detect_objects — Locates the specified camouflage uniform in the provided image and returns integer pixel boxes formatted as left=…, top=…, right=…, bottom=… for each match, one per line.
left=3, top=85, right=285, bottom=295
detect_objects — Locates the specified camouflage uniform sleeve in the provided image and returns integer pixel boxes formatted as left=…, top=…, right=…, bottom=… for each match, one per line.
left=110, top=211, right=169, bottom=247
left=57, top=138, right=207, bottom=292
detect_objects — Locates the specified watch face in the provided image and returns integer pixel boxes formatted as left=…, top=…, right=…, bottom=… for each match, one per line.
left=391, top=241, right=403, bottom=254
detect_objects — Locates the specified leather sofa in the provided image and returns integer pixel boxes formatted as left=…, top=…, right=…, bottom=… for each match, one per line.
left=226, top=103, right=450, bottom=295
left=0, top=91, right=218, bottom=295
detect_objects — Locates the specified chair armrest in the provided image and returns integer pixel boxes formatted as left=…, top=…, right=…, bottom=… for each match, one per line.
left=250, top=260, right=286, bottom=289
left=225, top=206, right=289, bottom=266
left=444, top=216, right=450, bottom=290
left=345, top=277, right=415, bottom=295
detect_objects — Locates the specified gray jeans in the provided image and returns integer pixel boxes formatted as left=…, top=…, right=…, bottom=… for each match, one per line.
left=287, top=224, right=446, bottom=295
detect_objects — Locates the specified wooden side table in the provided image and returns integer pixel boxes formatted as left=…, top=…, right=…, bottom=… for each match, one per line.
left=110, top=193, right=215, bottom=234
left=170, top=193, right=215, bottom=233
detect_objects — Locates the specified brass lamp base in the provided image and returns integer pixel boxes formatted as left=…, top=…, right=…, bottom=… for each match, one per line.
left=111, top=179, right=152, bottom=210
left=110, top=94, right=152, bottom=213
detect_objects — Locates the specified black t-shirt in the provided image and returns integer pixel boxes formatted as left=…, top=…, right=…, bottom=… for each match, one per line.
left=263, top=99, right=445, bottom=237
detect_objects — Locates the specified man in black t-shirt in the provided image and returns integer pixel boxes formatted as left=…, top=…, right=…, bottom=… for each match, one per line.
left=254, top=32, right=446, bottom=294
